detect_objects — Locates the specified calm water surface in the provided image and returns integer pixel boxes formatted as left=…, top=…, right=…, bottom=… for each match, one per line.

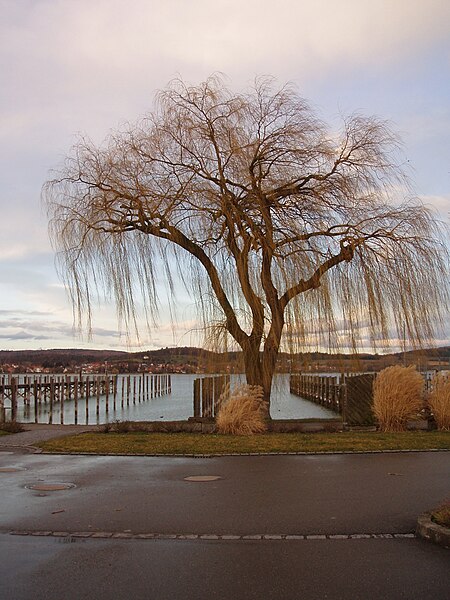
left=10, top=373, right=337, bottom=424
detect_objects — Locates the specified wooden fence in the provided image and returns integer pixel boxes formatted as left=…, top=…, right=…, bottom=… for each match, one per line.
left=0, top=373, right=171, bottom=425
left=193, top=375, right=230, bottom=418
left=290, top=373, right=376, bottom=425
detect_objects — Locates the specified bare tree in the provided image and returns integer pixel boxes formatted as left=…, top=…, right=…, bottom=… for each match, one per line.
left=44, top=75, right=449, bottom=407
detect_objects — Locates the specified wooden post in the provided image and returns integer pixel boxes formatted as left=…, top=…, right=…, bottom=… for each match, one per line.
left=113, top=375, right=117, bottom=411
left=85, top=377, right=89, bottom=425
left=127, top=375, right=130, bottom=406
left=37, top=376, right=42, bottom=406
left=11, top=377, right=18, bottom=422
left=340, top=382, right=347, bottom=422
left=138, top=374, right=142, bottom=403
left=121, top=375, right=125, bottom=408
left=49, top=377, right=54, bottom=424
left=96, top=377, right=100, bottom=418
left=24, top=376, right=29, bottom=405
left=60, top=376, right=65, bottom=425
left=105, top=376, right=109, bottom=415
left=0, top=376, right=5, bottom=423
left=74, top=376, right=78, bottom=425
left=202, top=378, right=213, bottom=418
left=213, top=376, right=223, bottom=417
left=33, top=378, right=38, bottom=423
left=133, top=376, right=136, bottom=404
left=193, top=378, right=201, bottom=418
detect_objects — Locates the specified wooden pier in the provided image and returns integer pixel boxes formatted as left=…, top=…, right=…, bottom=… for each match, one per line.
left=290, top=373, right=376, bottom=425
left=290, top=374, right=343, bottom=414
left=0, top=373, right=171, bottom=425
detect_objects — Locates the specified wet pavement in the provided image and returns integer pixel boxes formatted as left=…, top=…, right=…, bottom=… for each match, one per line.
left=1, top=534, right=449, bottom=600
left=0, top=451, right=448, bottom=535
left=0, top=448, right=449, bottom=599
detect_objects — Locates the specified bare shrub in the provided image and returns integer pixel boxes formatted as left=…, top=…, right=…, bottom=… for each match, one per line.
left=216, top=384, right=268, bottom=435
left=112, top=420, right=133, bottom=433
left=428, top=372, right=450, bottom=430
left=0, top=421, right=25, bottom=433
left=373, top=365, right=424, bottom=431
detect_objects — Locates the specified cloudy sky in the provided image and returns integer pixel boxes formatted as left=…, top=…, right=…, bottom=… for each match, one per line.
left=1, top=0, right=449, bottom=351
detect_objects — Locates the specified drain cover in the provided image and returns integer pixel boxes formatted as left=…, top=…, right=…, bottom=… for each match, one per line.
left=184, top=475, right=222, bottom=482
left=0, top=467, right=26, bottom=473
left=26, top=483, right=75, bottom=491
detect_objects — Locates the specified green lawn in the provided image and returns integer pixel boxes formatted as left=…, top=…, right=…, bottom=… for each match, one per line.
left=38, top=431, right=450, bottom=455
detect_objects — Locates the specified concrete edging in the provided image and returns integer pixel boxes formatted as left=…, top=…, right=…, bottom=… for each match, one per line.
left=416, top=513, right=450, bottom=549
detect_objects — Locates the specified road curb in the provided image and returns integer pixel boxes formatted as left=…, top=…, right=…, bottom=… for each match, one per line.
left=37, top=448, right=449, bottom=457
left=416, top=513, right=450, bottom=549
left=7, top=529, right=416, bottom=541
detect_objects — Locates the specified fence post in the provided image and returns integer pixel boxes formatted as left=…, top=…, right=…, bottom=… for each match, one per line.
left=33, top=379, right=38, bottom=423
left=339, top=382, right=347, bottom=424
left=193, top=379, right=201, bottom=418
left=0, top=376, right=5, bottom=424
left=11, top=377, right=18, bottom=422
left=60, top=377, right=65, bottom=425
left=49, top=377, right=54, bottom=424
left=74, top=376, right=78, bottom=425
left=113, top=375, right=118, bottom=410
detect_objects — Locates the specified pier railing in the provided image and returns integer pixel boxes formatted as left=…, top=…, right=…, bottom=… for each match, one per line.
left=0, top=373, right=171, bottom=425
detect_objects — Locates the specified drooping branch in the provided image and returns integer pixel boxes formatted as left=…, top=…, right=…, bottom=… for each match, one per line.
left=44, top=74, right=449, bottom=404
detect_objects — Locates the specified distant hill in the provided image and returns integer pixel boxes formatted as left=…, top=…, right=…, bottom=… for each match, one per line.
left=0, top=345, right=448, bottom=372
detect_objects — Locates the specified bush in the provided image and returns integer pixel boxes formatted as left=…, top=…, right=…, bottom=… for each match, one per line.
left=431, top=500, right=450, bottom=528
left=373, top=365, right=424, bottom=432
left=216, top=384, right=268, bottom=435
left=428, top=372, right=450, bottom=430
left=100, top=420, right=149, bottom=434
left=0, top=421, right=25, bottom=433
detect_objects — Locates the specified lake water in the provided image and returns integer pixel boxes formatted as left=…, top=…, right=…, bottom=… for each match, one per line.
left=10, top=373, right=337, bottom=424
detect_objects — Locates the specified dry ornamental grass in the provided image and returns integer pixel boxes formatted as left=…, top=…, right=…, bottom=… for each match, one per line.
left=373, top=365, right=424, bottom=432
left=216, top=384, right=268, bottom=435
left=428, top=372, right=450, bottom=430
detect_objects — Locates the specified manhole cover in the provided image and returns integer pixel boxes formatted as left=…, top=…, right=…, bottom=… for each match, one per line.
left=26, top=483, right=76, bottom=491
left=0, top=467, right=26, bottom=473
left=184, top=475, right=222, bottom=482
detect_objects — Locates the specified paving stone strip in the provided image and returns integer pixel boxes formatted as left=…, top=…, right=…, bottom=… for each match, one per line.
left=8, top=530, right=416, bottom=541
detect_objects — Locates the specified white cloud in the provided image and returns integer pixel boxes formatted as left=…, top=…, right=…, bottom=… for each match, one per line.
left=420, top=194, right=450, bottom=223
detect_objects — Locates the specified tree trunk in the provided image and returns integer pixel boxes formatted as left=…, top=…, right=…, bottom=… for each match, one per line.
left=241, top=342, right=273, bottom=421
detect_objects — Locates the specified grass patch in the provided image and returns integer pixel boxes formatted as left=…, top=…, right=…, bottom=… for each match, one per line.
left=431, top=502, right=450, bottom=529
left=38, top=431, right=450, bottom=455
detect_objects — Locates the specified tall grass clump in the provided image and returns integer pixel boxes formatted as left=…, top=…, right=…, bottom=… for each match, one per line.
left=216, top=384, right=268, bottom=435
left=428, top=372, right=450, bottom=430
left=373, top=365, right=424, bottom=432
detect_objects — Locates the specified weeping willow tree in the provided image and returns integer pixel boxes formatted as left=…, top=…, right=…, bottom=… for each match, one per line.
left=44, top=75, right=448, bottom=407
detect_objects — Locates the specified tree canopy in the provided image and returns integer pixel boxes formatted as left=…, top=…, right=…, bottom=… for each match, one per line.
left=44, top=75, right=449, bottom=403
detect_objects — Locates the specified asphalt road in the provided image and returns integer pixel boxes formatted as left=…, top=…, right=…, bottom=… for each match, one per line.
left=0, top=449, right=449, bottom=599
